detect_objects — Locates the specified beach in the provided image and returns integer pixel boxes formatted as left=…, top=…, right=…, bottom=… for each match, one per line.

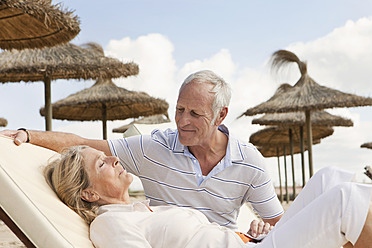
left=0, top=220, right=24, bottom=248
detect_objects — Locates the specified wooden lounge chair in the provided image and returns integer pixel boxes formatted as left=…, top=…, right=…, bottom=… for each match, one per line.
left=0, top=135, right=93, bottom=248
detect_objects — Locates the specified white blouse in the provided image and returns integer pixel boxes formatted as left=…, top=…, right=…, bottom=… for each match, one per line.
left=90, top=200, right=255, bottom=248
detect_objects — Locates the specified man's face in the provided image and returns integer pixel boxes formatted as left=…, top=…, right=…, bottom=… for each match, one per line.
left=175, top=81, right=216, bottom=147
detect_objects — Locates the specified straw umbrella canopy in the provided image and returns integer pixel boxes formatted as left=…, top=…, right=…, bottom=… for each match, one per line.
left=252, top=111, right=353, bottom=127
left=240, top=50, right=372, bottom=177
left=257, top=139, right=320, bottom=158
left=250, top=126, right=333, bottom=148
left=0, top=0, right=80, bottom=50
left=251, top=125, right=332, bottom=202
left=0, top=117, right=7, bottom=127
left=112, top=114, right=170, bottom=133
left=0, top=42, right=139, bottom=130
left=40, top=78, right=169, bottom=140
left=251, top=125, right=333, bottom=196
left=253, top=109, right=353, bottom=186
left=361, top=142, right=372, bottom=150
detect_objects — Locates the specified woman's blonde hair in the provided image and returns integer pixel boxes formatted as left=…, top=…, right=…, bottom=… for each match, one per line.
left=44, top=145, right=99, bottom=224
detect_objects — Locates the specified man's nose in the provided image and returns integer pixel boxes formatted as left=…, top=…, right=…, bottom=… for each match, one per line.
left=178, top=113, right=191, bottom=126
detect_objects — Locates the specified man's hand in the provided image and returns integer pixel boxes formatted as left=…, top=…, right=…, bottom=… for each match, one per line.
left=0, top=130, right=28, bottom=145
left=1, top=129, right=111, bottom=155
left=247, top=219, right=274, bottom=238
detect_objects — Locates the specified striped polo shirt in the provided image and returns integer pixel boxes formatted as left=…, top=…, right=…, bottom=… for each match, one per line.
left=108, top=126, right=283, bottom=230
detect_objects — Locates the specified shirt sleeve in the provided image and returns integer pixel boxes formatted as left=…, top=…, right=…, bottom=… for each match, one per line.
left=249, top=177, right=284, bottom=220
left=90, top=214, right=152, bottom=248
left=244, top=146, right=284, bottom=220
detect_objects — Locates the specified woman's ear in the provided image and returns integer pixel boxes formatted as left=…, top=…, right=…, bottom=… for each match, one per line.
left=81, top=188, right=100, bottom=202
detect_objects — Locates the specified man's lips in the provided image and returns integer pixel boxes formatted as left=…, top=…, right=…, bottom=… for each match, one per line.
left=179, top=128, right=195, bottom=133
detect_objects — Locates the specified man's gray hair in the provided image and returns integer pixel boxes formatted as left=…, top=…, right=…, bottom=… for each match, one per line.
left=179, top=70, right=231, bottom=124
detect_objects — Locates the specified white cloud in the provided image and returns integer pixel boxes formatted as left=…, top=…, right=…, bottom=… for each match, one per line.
left=286, top=17, right=372, bottom=96
left=105, top=34, right=179, bottom=115
left=178, top=49, right=237, bottom=82
left=228, top=67, right=277, bottom=122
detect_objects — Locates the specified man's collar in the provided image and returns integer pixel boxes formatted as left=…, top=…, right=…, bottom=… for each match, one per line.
left=228, top=135, right=245, bottom=162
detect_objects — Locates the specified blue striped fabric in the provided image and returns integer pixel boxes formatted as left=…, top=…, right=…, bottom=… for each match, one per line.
left=108, top=126, right=283, bottom=229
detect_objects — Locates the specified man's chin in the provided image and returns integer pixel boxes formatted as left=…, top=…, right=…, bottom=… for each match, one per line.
left=178, top=136, right=194, bottom=146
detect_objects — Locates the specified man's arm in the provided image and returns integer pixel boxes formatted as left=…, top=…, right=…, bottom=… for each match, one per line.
left=0, top=129, right=111, bottom=155
left=262, top=214, right=283, bottom=226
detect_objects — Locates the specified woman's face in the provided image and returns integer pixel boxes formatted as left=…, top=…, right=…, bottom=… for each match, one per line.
left=82, top=147, right=133, bottom=204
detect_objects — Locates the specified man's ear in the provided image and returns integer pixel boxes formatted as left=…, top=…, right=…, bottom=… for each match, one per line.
left=215, top=107, right=228, bottom=126
left=81, top=188, right=100, bottom=203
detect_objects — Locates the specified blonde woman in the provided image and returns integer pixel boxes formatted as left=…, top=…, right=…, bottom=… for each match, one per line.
left=44, top=146, right=372, bottom=248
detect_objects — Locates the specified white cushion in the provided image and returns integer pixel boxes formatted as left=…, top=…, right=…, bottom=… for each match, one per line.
left=0, top=135, right=93, bottom=247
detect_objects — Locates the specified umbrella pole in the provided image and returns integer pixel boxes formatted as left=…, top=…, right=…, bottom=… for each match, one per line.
left=277, top=147, right=283, bottom=203
left=300, top=126, right=306, bottom=187
left=289, top=128, right=296, bottom=200
left=44, top=76, right=52, bottom=131
left=305, top=110, right=314, bottom=177
left=283, top=145, right=288, bottom=204
left=102, top=104, right=107, bottom=140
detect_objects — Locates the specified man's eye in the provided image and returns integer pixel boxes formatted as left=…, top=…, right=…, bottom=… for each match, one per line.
left=99, top=163, right=104, bottom=168
left=176, top=108, right=184, bottom=113
left=191, top=111, right=200, bottom=117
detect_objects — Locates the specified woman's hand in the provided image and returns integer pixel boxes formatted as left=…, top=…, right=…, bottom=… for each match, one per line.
left=247, top=219, right=274, bottom=238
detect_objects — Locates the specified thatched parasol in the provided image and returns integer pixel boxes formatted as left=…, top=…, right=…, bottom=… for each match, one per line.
left=240, top=50, right=372, bottom=176
left=113, top=114, right=170, bottom=133
left=250, top=126, right=333, bottom=148
left=253, top=101, right=353, bottom=186
left=0, top=117, right=7, bottom=127
left=0, top=42, right=139, bottom=130
left=257, top=139, right=320, bottom=158
left=0, top=0, right=80, bottom=50
left=361, top=142, right=372, bottom=150
left=252, top=111, right=353, bottom=127
left=40, top=78, right=169, bottom=140
left=251, top=125, right=332, bottom=202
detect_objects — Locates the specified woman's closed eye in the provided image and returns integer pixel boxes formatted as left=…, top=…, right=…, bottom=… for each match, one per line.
left=98, top=156, right=105, bottom=168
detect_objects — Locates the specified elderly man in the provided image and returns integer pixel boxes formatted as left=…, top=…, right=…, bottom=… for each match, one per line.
left=1, top=70, right=283, bottom=234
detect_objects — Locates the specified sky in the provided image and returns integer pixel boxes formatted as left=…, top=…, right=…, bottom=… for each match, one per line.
left=1, top=0, right=372, bottom=188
